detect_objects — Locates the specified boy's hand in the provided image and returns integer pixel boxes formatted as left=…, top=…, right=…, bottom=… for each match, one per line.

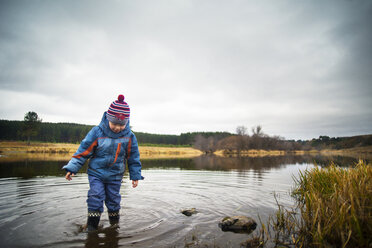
left=132, top=180, right=138, bottom=188
left=65, top=172, right=75, bottom=181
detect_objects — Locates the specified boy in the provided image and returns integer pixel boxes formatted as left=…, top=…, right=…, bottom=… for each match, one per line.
left=63, top=94, right=144, bottom=231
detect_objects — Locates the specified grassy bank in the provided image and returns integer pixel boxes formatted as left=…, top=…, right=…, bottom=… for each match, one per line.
left=1, top=141, right=371, bottom=160
left=0, top=141, right=79, bottom=154
left=248, top=160, right=372, bottom=247
left=319, top=146, right=372, bottom=159
left=0, top=141, right=202, bottom=160
left=139, top=146, right=202, bottom=158
left=215, top=147, right=372, bottom=159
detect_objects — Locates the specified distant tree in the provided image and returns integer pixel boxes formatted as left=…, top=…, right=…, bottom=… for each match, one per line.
left=236, top=126, right=248, bottom=136
left=217, top=136, right=240, bottom=153
left=22, top=111, right=42, bottom=145
left=251, top=125, right=263, bottom=137
left=250, top=125, right=265, bottom=149
left=193, top=134, right=221, bottom=154
left=235, top=125, right=249, bottom=154
left=193, top=134, right=209, bottom=153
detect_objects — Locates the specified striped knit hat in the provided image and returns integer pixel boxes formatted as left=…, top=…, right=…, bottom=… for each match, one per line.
left=106, top=94, right=130, bottom=125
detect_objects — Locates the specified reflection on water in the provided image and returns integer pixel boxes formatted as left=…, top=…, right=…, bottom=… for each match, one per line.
left=0, top=155, right=368, bottom=247
left=85, top=229, right=120, bottom=248
left=0, top=154, right=365, bottom=179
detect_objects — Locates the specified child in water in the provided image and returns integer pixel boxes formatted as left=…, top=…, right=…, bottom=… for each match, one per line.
left=63, top=94, right=144, bottom=231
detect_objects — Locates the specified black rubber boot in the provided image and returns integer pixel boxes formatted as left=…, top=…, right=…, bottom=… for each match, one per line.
left=87, top=211, right=101, bottom=232
left=108, top=211, right=120, bottom=226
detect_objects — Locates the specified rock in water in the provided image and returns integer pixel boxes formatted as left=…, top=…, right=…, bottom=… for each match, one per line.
left=218, top=216, right=257, bottom=233
left=181, top=208, right=197, bottom=216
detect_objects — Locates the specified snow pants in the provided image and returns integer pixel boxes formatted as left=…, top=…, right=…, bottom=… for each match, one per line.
left=87, top=175, right=122, bottom=213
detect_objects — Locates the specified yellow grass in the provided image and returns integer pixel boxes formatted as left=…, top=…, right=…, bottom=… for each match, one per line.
left=293, top=161, right=372, bottom=247
left=0, top=141, right=79, bottom=153
left=215, top=147, right=372, bottom=159
left=248, top=161, right=372, bottom=247
left=0, top=141, right=202, bottom=160
left=0, top=153, right=73, bottom=162
left=1, top=141, right=371, bottom=161
left=139, top=146, right=202, bottom=158
left=320, top=146, right=372, bottom=159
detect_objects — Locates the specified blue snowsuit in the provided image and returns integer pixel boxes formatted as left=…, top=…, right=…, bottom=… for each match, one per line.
left=63, top=112, right=143, bottom=213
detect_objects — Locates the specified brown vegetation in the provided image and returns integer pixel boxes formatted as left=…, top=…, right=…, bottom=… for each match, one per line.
left=0, top=141, right=202, bottom=160
left=139, top=146, right=202, bottom=159
left=245, top=161, right=372, bottom=248
left=193, top=126, right=372, bottom=159
left=319, top=146, right=372, bottom=159
left=0, top=141, right=78, bottom=154
left=194, top=125, right=305, bottom=155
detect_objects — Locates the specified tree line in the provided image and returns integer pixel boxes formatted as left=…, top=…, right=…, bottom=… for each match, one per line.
left=0, top=115, right=231, bottom=146
left=0, top=119, right=93, bottom=144
left=193, top=125, right=372, bottom=154
left=193, top=125, right=303, bottom=154
left=1, top=112, right=371, bottom=152
left=135, top=131, right=231, bottom=146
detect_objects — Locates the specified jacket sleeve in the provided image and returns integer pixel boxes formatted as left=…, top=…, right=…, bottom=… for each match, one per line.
left=127, top=133, right=144, bottom=180
left=62, top=127, right=98, bottom=174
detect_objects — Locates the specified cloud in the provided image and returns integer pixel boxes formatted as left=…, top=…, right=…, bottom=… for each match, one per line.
left=0, top=0, right=371, bottom=140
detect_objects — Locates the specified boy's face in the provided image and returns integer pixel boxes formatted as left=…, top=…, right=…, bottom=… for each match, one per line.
left=109, top=121, right=126, bottom=133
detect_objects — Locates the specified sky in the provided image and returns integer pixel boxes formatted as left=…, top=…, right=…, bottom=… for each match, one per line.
left=0, top=0, right=371, bottom=140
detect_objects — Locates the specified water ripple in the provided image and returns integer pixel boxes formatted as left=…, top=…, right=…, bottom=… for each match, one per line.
left=0, top=162, right=315, bottom=247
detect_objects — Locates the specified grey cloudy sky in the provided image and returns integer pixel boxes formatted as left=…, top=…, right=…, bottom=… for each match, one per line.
left=0, top=0, right=371, bottom=140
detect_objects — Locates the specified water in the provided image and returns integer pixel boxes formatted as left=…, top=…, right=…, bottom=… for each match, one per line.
left=0, top=155, right=363, bottom=247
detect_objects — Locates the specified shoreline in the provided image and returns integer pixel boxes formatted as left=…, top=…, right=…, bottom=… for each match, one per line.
left=0, top=141, right=203, bottom=160
left=1, top=141, right=371, bottom=161
left=214, top=146, right=372, bottom=159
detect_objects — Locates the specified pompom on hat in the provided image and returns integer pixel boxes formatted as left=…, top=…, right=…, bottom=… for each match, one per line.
left=106, top=94, right=130, bottom=125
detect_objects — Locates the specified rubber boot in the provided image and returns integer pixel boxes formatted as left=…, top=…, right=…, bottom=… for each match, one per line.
left=108, top=211, right=120, bottom=226
left=87, top=211, right=101, bottom=232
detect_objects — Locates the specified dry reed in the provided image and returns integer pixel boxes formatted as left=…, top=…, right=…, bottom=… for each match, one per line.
left=243, top=160, right=371, bottom=248
left=292, top=160, right=371, bottom=247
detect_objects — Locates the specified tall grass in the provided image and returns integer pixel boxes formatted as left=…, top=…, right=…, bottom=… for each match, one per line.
left=245, top=160, right=371, bottom=248
left=292, top=160, right=371, bottom=247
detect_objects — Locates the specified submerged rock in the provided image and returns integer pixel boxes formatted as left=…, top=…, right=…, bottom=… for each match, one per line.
left=218, top=215, right=257, bottom=233
left=181, top=208, right=197, bottom=216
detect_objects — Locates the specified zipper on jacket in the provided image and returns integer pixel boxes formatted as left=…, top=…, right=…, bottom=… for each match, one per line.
left=110, top=143, right=121, bottom=166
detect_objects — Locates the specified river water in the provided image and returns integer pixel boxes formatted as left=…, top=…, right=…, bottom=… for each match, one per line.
left=0, top=155, right=362, bottom=247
